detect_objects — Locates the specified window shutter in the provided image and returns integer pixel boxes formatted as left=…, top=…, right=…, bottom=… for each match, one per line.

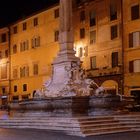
left=129, top=33, right=133, bottom=48
left=112, top=52, right=118, bottom=67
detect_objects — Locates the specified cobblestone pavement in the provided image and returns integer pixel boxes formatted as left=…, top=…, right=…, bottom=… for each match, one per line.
left=0, top=129, right=139, bottom=140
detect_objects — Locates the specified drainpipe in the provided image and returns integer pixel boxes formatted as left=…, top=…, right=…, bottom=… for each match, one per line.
left=8, top=26, right=11, bottom=105
left=120, top=0, right=124, bottom=95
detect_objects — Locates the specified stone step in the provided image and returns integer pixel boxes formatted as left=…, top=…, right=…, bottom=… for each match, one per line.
left=0, top=122, right=80, bottom=128
left=82, top=126, right=131, bottom=134
left=84, top=128, right=133, bottom=136
left=79, top=120, right=119, bottom=125
left=0, top=113, right=140, bottom=137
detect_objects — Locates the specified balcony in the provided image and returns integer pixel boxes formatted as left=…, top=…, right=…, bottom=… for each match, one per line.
left=86, top=66, right=122, bottom=78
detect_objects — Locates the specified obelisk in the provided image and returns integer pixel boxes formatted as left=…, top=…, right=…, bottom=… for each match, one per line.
left=43, top=0, right=80, bottom=97
left=54, top=0, right=79, bottom=63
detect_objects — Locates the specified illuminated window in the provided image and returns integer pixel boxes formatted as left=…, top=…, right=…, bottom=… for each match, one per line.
left=111, top=25, right=118, bottom=40
left=129, top=31, right=140, bottom=48
left=131, top=5, right=139, bottom=20
left=54, top=9, right=59, bottom=18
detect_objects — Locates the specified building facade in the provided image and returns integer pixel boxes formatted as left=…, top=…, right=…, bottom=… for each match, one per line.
left=0, top=27, right=9, bottom=107
left=123, top=0, right=140, bottom=96
left=0, top=0, right=139, bottom=104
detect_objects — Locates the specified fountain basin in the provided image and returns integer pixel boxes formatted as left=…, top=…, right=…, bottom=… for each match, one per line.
left=10, top=96, right=89, bottom=117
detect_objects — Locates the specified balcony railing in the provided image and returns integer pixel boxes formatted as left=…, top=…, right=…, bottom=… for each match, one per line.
left=86, top=66, right=122, bottom=77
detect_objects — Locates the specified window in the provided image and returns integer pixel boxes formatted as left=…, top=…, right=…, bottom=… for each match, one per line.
left=90, top=30, right=96, bottom=44
left=112, top=52, right=118, bottom=67
left=111, top=25, right=118, bottom=40
left=23, top=84, right=27, bottom=91
left=22, top=95, right=29, bottom=100
left=129, top=31, right=140, bottom=48
left=5, top=50, right=8, bottom=58
left=54, top=9, right=59, bottom=18
left=14, top=85, right=17, bottom=92
left=20, top=40, right=29, bottom=52
left=20, top=66, right=29, bottom=78
left=130, top=60, right=140, bottom=73
left=84, top=46, right=88, bottom=57
left=33, top=17, right=38, bottom=26
left=12, top=96, right=19, bottom=101
left=13, top=68, right=18, bottom=79
left=13, top=44, right=17, bottom=54
left=1, top=64, right=7, bottom=79
left=78, top=47, right=83, bottom=57
left=23, top=22, right=27, bottom=30
left=90, top=56, right=96, bottom=69
left=0, top=51, right=2, bottom=59
left=13, top=26, right=17, bottom=34
left=33, top=63, right=38, bottom=75
left=80, top=28, right=85, bottom=39
left=2, top=87, right=5, bottom=94
left=110, top=3, right=117, bottom=21
left=90, top=10, right=96, bottom=27
left=32, top=36, right=40, bottom=48
left=1, top=33, right=6, bottom=43
left=131, top=5, right=139, bottom=20
left=54, top=30, right=59, bottom=42
left=80, top=10, right=86, bottom=22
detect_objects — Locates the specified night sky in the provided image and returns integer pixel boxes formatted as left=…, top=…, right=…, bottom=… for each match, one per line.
left=0, top=0, right=59, bottom=27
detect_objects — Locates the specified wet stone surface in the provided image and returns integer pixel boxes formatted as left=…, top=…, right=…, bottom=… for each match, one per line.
left=0, top=128, right=139, bottom=140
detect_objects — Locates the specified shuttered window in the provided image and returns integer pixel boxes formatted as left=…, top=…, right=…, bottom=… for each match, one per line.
left=90, top=10, right=96, bottom=27
left=131, top=5, right=139, bottom=20
left=129, top=61, right=134, bottom=73
left=80, top=28, right=85, bottom=39
left=90, top=30, right=96, bottom=44
left=80, top=10, right=86, bottom=22
left=112, top=52, right=118, bottom=67
left=90, top=56, right=96, bottom=69
left=129, top=31, right=140, bottom=48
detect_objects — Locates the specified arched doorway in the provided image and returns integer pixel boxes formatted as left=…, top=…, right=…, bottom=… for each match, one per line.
left=101, top=80, right=118, bottom=94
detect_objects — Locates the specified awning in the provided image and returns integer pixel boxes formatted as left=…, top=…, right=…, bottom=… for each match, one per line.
left=1, top=96, right=7, bottom=99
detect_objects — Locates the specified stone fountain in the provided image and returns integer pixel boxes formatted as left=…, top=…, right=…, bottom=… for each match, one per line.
left=10, top=0, right=124, bottom=117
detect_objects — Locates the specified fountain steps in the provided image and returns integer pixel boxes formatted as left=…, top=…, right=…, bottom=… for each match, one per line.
left=0, top=114, right=140, bottom=137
